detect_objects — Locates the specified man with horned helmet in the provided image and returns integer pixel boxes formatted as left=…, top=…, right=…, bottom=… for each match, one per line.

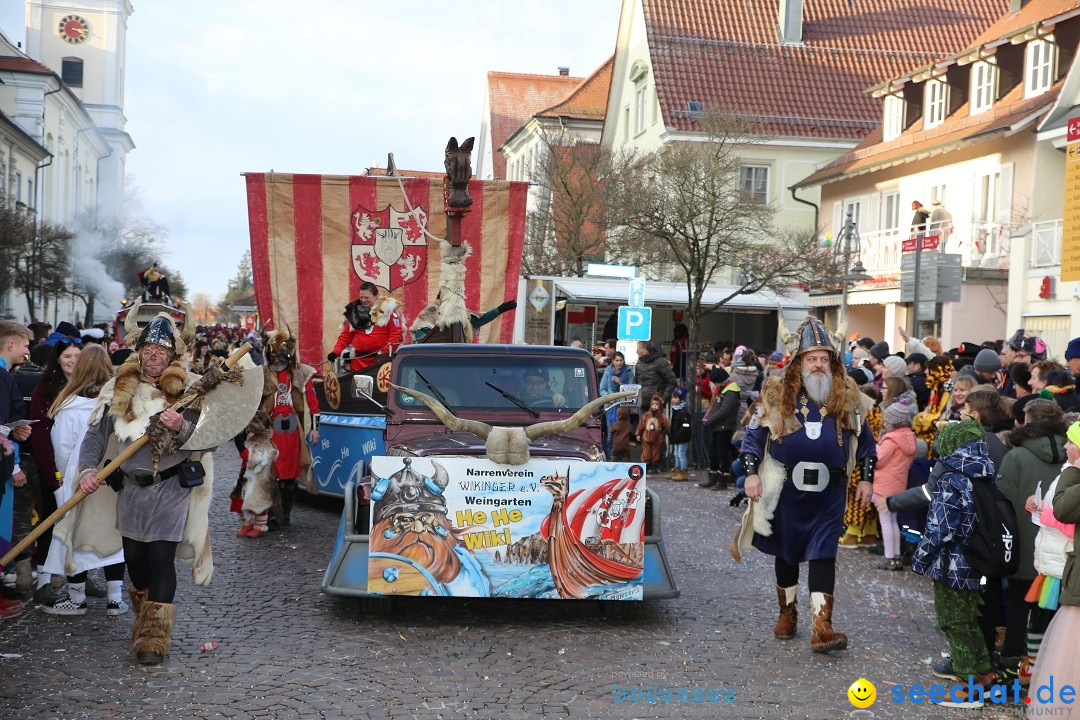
left=76, top=311, right=213, bottom=666
left=735, top=316, right=876, bottom=654
left=257, top=328, right=319, bottom=532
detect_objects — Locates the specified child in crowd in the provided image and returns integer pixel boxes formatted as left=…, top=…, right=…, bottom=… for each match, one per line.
left=873, top=398, right=916, bottom=570
left=668, top=388, right=692, bottom=481
left=636, top=394, right=669, bottom=475
left=610, top=407, right=633, bottom=462
left=910, top=419, right=997, bottom=708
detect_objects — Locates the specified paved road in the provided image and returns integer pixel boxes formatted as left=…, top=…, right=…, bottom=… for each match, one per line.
left=1, top=446, right=1028, bottom=719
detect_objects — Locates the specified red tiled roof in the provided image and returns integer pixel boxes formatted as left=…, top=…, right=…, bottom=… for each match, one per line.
left=0, top=55, right=54, bottom=75
left=642, top=0, right=1010, bottom=138
left=970, top=0, right=1080, bottom=45
left=538, top=56, right=614, bottom=122
left=486, top=71, right=583, bottom=178
left=797, top=78, right=1062, bottom=186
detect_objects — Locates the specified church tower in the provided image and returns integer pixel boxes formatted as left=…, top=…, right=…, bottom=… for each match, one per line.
left=23, top=0, right=134, bottom=223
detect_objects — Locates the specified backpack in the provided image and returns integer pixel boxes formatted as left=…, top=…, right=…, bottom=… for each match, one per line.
left=941, top=460, right=1020, bottom=578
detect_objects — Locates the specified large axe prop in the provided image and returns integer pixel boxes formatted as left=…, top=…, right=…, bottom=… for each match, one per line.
left=0, top=343, right=263, bottom=567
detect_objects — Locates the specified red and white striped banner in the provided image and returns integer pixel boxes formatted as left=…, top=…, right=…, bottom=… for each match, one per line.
left=245, top=174, right=527, bottom=368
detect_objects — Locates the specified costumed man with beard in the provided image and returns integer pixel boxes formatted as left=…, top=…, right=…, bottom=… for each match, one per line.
left=77, top=314, right=213, bottom=665
left=260, top=329, right=319, bottom=531
left=328, top=282, right=403, bottom=372
left=369, top=458, right=490, bottom=596
left=734, top=317, right=876, bottom=653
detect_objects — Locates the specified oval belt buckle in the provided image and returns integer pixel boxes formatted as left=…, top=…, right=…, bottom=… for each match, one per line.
left=805, top=421, right=822, bottom=440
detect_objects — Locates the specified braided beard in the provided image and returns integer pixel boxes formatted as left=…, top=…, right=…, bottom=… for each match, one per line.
left=802, top=369, right=833, bottom=406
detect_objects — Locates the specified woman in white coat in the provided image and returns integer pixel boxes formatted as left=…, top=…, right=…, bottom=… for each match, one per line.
left=42, top=345, right=127, bottom=616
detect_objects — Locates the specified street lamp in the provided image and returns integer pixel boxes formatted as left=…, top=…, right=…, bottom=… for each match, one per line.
left=834, top=208, right=872, bottom=323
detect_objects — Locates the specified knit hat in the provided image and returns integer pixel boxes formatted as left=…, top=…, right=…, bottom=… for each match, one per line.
left=973, top=348, right=1002, bottom=373
left=852, top=347, right=870, bottom=363
left=882, top=355, right=907, bottom=377
left=884, top=400, right=912, bottom=429
left=768, top=350, right=784, bottom=362
left=848, top=367, right=874, bottom=385
left=1064, top=337, right=1080, bottom=361
left=709, top=367, right=729, bottom=385
left=869, top=341, right=891, bottom=361
left=1067, top=420, right=1080, bottom=447
left=935, top=418, right=986, bottom=456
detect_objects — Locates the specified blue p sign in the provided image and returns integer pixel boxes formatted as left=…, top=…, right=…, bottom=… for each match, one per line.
left=618, top=306, right=652, bottom=341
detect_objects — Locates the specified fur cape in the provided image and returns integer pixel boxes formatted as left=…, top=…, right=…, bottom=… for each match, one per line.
left=241, top=427, right=279, bottom=514
left=368, top=295, right=399, bottom=329
left=735, top=367, right=875, bottom=545
left=84, top=362, right=216, bottom=585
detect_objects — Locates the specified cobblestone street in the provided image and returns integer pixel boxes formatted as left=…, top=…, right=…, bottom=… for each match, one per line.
left=0, top=445, right=1030, bottom=719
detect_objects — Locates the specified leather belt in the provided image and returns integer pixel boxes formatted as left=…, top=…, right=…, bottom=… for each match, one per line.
left=784, top=464, right=845, bottom=485
left=128, top=464, right=181, bottom=488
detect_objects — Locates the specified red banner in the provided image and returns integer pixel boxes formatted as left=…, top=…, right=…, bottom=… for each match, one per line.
left=245, top=174, right=527, bottom=367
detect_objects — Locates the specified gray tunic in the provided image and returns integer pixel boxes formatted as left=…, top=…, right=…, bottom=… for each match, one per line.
left=78, top=406, right=198, bottom=543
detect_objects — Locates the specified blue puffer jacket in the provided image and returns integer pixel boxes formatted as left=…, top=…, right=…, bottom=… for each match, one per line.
left=910, top=440, right=992, bottom=590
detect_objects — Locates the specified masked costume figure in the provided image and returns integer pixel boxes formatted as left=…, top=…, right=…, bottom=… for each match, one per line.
left=261, top=329, right=319, bottom=528
left=75, top=313, right=213, bottom=665
left=734, top=316, right=876, bottom=653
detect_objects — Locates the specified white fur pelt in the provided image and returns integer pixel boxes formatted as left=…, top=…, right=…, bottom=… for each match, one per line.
left=435, top=241, right=472, bottom=333
left=241, top=431, right=278, bottom=514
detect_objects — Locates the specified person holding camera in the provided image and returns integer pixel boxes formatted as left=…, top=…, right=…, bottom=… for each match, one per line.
left=77, top=314, right=212, bottom=666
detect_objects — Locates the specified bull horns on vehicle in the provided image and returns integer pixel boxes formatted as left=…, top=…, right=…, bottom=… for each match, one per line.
left=390, top=384, right=635, bottom=466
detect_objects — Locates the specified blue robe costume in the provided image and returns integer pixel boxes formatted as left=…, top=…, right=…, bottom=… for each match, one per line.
left=740, top=391, right=876, bottom=565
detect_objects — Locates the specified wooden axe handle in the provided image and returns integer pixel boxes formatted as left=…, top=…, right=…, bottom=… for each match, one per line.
left=0, top=343, right=253, bottom=567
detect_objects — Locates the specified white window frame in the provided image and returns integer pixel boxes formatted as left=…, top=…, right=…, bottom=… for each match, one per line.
left=882, top=95, right=904, bottom=141
left=739, top=164, right=769, bottom=204
left=970, top=61, right=996, bottom=115
left=1025, top=39, right=1056, bottom=97
left=634, top=84, right=647, bottom=136
left=881, top=190, right=901, bottom=230
left=925, top=79, right=948, bottom=129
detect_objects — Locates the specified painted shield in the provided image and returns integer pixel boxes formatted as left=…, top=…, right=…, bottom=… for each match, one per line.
left=368, top=552, right=447, bottom=596
left=351, top=204, right=428, bottom=290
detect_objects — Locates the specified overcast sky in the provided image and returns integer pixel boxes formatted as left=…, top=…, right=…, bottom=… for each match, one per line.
left=0, top=1, right=621, bottom=304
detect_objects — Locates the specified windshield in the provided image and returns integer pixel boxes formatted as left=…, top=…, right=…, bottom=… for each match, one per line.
left=393, top=355, right=597, bottom=411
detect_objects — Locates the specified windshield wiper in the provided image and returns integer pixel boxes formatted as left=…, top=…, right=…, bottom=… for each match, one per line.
left=415, top=370, right=453, bottom=411
left=485, top=381, right=540, bottom=418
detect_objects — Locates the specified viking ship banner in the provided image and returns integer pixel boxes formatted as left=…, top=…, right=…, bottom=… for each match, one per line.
left=367, top=457, right=646, bottom=600
left=245, top=174, right=528, bottom=367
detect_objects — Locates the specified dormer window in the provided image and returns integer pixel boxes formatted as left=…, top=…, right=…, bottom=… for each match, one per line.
left=925, top=79, right=948, bottom=129
left=882, top=95, right=904, bottom=141
left=1025, top=39, right=1056, bottom=97
left=970, top=61, right=996, bottom=115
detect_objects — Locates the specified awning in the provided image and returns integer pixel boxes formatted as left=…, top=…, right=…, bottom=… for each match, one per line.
left=535, top=276, right=810, bottom=312
left=807, top=288, right=902, bottom=307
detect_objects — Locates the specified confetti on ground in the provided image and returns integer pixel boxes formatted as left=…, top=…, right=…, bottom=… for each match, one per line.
left=200, top=641, right=218, bottom=652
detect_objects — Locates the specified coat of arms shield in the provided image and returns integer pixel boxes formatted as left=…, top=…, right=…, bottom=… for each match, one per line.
left=351, top=204, right=428, bottom=290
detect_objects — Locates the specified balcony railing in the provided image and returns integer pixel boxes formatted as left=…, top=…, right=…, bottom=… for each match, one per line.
left=842, top=219, right=1011, bottom=284
left=1030, top=219, right=1062, bottom=268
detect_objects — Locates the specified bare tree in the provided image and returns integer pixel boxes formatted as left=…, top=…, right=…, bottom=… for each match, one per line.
left=522, top=132, right=614, bottom=277
left=606, top=112, right=834, bottom=420
left=0, top=202, right=75, bottom=321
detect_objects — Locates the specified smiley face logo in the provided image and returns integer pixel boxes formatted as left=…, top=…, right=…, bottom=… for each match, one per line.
left=847, top=678, right=876, bottom=708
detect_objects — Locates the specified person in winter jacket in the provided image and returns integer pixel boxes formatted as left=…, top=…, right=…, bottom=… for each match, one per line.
left=728, top=349, right=761, bottom=414
left=1026, top=421, right=1080, bottom=718
left=698, top=367, right=740, bottom=489
left=993, top=399, right=1069, bottom=673
left=634, top=341, right=678, bottom=409
left=910, top=420, right=997, bottom=704
left=610, top=407, right=633, bottom=462
left=668, top=387, right=692, bottom=481
left=873, top=399, right=916, bottom=570
left=635, top=394, right=669, bottom=472
left=600, top=352, right=635, bottom=459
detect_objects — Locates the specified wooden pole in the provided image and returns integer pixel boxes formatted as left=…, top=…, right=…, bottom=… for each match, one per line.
left=0, top=343, right=253, bottom=567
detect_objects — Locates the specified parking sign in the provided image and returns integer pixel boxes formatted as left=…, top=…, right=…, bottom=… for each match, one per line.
left=617, top=306, right=652, bottom=341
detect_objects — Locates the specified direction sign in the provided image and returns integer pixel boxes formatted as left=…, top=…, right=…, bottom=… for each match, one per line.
left=628, top=279, right=646, bottom=308
left=901, top=235, right=940, bottom=253
left=618, top=306, right=652, bottom=341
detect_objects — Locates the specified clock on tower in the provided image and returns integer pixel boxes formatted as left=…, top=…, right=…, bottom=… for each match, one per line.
left=58, top=14, right=89, bottom=44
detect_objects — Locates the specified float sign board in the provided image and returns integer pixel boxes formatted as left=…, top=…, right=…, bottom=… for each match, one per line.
left=367, top=457, right=646, bottom=600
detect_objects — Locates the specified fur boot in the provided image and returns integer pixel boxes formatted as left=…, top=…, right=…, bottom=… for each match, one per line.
left=128, top=585, right=149, bottom=643
left=133, top=601, right=175, bottom=665
left=14, top=558, right=33, bottom=595
left=810, top=592, right=847, bottom=653
left=775, top=585, right=798, bottom=639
